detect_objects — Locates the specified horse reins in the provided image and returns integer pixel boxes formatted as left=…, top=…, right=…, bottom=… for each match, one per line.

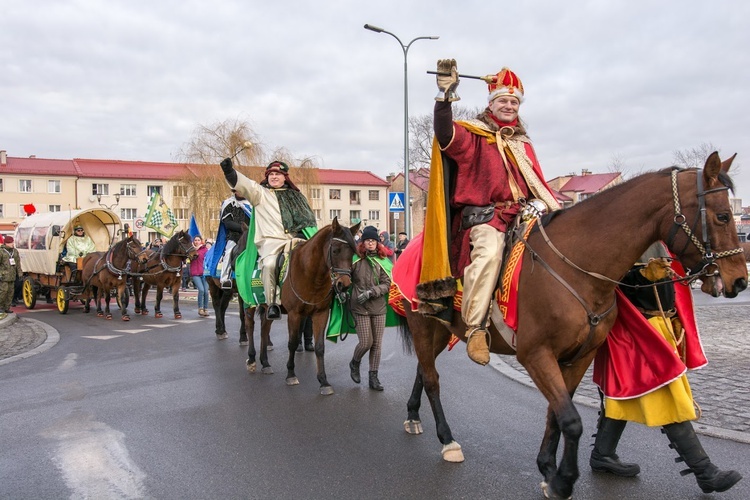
left=287, top=234, right=354, bottom=307
left=522, top=167, right=742, bottom=365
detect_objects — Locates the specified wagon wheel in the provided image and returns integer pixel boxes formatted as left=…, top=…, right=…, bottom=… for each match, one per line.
left=22, top=276, right=37, bottom=309
left=57, top=288, right=69, bottom=314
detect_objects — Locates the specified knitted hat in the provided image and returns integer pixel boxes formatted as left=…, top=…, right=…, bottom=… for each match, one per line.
left=263, top=160, right=301, bottom=191
left=4, top=235, right=14, bottom=244
left=488, top=67, right=524, bottom=103
left=361, top=226, right=379, bottom=242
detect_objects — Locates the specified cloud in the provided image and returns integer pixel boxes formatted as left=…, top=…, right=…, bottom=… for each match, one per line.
left=2, top=0, right=749, bottom=200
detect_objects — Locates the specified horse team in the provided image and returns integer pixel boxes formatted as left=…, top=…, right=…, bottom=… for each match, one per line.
left=75, top=157, right=747, bottom=499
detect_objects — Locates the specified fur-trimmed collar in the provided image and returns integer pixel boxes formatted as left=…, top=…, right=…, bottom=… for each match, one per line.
left=465, top=108, right=528, bottom=138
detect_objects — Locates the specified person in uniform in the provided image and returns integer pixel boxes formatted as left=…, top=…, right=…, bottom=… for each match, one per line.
left=0, top=235, right=22, bottom=318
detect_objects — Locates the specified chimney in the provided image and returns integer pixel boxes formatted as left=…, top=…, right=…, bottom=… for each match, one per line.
left=0, top=150, right=6, bottom=167
left=581, top=168, right=591, bottom=176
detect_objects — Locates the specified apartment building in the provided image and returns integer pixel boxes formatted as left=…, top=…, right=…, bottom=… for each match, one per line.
left=0, top=151, right=390, bottom=241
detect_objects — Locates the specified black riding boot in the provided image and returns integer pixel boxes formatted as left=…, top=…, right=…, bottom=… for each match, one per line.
left=589, top=417, right=641, bottom=477
left=349, top=359, right=361, bottom=384
left=368, top=371, right=383, bottom=391
left=663, top=421, right=742, bottom=493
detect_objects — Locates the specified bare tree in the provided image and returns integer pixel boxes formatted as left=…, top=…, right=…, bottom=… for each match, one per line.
left=672, top=142, right=720, bottom=169
left=407, top=105, right=483, bottom=169
left=173, top=119, right=319, bottom=239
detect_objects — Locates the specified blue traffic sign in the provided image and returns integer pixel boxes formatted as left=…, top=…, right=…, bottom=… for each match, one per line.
left=389, top=192, right=405, bottom=212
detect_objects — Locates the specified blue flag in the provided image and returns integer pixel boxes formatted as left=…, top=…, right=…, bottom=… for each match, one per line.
left=188, top=214, right=201, bottom=239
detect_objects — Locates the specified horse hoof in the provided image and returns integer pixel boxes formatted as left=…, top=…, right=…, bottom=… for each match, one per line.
left=320, top=386, right=334, bottom=396
left=106, top=314, right=113, bottom=320
left=441, top=441, right=464, bottom=463
left=246, top=361, right=256, bottom=373
left=174, top=313, right=182, bottom=319
left=540, top=481, right=571, bottom=500
left=155, top=312, right=163, bottom=319
left=286, top=377, right=299, bottom=386
left=239, top=340, right=249, bottom=346
left=261, top=366, right=274, bottom=375
left=97, top=312, right=104, bottom=317
left=122, top=316, right=130, bottom=321
left=141, top=310, right=149, bottom=316
left=216, top=333, right=228, bottom=340
left=403, top=419, right=423, bottom=435
left=134, top=308, right=141, bottom=314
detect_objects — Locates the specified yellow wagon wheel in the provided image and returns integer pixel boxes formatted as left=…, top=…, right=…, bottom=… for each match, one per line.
left=57, top=288, right=69, bottom=314
left=22, top=277, right=37, bottom=309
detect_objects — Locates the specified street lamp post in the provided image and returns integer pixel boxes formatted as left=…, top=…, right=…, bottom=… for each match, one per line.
left=364, top=24, right=438, bottom=238
left=97, top=193, right=120, bottom=210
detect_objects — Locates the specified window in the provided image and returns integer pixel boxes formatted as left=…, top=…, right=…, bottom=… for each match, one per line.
left=48, top=205, right=61, bottom=212
left=309, top=188, right=321, bottom=199
left=349, top=210, right=361, bottom=223
left=313, top=209, right=321, bottom=220
left=0, top=204, right=3, bottom=217
left=329, top=209, right=341, bottom=220
left=147, top=185, right=162, bottom=196
left=209, top=209, right=221, bottom=220
left=46, top=180, right=61, bottom=193
left=349, top=190, right=361, bottom=205
left=92, top=183, right=109, bottom=195
left=368, top=210, right=380, bottom=220
left=121, top=184, right=137, bottom=197
left=173, top=208, right=189, bottom=220
left=121, top=208, right=137, bottom=220
left=0, top=179, right=3, bottom=192
left=19, top=179, right=32, bottom=192
left=329, top=189, right=340, bottom=200
left=369, top=190, right=379, bottom=201
left=173, top=185, right=188, bottom=197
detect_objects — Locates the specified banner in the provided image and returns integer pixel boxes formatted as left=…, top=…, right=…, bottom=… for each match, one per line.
left=144, top=192, right=178, bottom=237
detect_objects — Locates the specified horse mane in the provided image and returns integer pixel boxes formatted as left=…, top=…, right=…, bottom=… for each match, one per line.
left=162, top=231, right=184, bottom=255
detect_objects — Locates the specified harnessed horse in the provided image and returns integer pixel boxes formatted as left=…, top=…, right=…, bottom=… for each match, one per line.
left=80, top=235, right=147, bottom=321
left=132, top=230, right=197, bottom=319
left=397, top=153, right=747, bottom=499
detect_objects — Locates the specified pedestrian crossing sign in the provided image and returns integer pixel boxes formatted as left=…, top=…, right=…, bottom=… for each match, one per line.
left=389, top=192, right=405, bottom=212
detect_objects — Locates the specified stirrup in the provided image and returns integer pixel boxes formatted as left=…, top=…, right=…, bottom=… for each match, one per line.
left=266, top=304, right=281, bottom=320
left=220, top=279, right=232, bottom=290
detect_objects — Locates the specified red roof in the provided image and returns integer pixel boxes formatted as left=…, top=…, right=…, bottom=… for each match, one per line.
left=315, top=169, right=389, bottom=186
left=73, top=158, right=198, bottom=180
left=3, top=157, right=77, bottom=176
left=391, top=168, right=430, bottom=191
left=559, top=172, right=621, bottom=194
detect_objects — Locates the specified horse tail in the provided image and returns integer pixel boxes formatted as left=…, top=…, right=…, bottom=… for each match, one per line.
left=397, top=312, right=413, bottom=355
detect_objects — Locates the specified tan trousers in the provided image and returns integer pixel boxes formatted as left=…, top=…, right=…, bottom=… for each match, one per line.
left=461, top=224, right=506, bottom=328
left=260, top=238, right=304, bottom=304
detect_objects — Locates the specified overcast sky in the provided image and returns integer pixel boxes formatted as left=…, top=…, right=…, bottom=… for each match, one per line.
left=2, top=1, right=749, bottom=202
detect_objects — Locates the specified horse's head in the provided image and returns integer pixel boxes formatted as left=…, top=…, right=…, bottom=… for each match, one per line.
left=164, top=230, right=197, bottom=261
left=666, top=153, right=747, bottom=298
left=328, top=217, right=359, bottom=295
left=125, top=236, right=149, bottom=263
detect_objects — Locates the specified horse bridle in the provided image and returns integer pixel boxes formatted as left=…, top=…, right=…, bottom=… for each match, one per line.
left=134, top=234, right=196, bottom=276
left=288, top=234, right=354, bottom=306
left=666, top=168, right=743, bottom=279
left=523, top=167, right=743, bottom=365
left=101, top=238, right=143, bottom=279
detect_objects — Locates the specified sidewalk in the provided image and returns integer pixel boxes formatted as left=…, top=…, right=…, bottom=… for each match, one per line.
left=2, top=296, right=749, bottom=444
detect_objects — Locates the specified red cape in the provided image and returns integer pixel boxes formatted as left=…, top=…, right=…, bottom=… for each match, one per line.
left=593, top=262, right=707, bottom=399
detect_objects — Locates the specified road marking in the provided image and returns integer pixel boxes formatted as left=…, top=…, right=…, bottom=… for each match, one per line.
left=142, top=324, right=177, bottom=328
left=83, top=335, right=127, bottom=339
left=57, top=353, right=78, bottom=371
left=41, top=409, right=147, bottom=499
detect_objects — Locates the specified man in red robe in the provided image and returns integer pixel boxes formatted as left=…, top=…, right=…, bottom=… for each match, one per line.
left=419, top=59, right=560, bottom=365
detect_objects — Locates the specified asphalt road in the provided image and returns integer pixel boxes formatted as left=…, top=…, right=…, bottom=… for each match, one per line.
left=1, top=301, right=748, bottom=499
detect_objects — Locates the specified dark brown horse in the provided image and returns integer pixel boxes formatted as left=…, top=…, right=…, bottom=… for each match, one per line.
left=132, top=230, right=197, bottom=319
left=397, top=154, right=747, bottom=499
left=280, top=218, right=360, bottom=395
left=80, top=235, right=147, bottom=320
left=206, top=227, right=253, bottom=344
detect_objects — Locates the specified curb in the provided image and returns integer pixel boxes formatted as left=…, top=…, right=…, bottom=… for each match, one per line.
left=489, top=354, right=750, bottom=445
left=0, top=316, right=60, bottom=367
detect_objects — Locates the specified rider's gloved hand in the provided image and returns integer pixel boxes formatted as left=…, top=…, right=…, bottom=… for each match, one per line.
left=640, top=258, right=673, bottom=282
left=220, top=157, right=238, bottom=187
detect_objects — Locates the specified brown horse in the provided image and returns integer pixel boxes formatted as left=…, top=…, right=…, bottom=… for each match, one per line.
left=397, top=154, right=747, bottom=499
left=80, top=235, right=147, bottom=320
left=132, top=230, right=197, bottom=319
left=277, top=218, right=360, bottom=395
